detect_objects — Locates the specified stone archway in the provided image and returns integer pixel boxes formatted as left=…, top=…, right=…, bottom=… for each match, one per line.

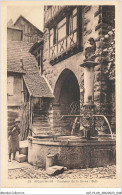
left=53, top=68, right=80, bottom=135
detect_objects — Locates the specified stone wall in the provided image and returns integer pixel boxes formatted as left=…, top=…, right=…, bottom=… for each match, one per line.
left=28, top=138, right=116, bottom=169
left=93, top=6, right=115, bottom=132
left=82, top=5, right=115, bottom=132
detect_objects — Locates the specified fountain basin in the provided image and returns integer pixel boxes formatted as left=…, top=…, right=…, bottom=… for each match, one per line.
left=28, top=135, right=116, bottom=169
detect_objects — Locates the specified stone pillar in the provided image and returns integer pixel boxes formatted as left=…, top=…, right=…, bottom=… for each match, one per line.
left=84, top=66, right=94, bottom=103
left=80, top=61, right=98, bottom=139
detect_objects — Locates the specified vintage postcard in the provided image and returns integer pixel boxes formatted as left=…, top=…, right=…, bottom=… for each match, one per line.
left=1, top=0, right=121, bottom=189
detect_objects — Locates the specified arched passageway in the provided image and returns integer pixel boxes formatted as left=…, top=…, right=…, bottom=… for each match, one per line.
left=53, top=69, right=80, bottom=135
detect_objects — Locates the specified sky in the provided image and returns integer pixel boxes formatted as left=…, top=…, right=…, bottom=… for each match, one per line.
left=7, top=6, right=44, bottom=31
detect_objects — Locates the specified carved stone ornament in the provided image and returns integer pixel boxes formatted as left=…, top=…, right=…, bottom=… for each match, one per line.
left=84, top=37, right=96, bottom=61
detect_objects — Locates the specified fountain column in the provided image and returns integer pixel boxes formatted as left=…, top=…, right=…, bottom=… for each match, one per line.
left=84, top=65, right=94, bottom=104
left=80, top=37, right=99, bottom=139
left=80, top=61, right=98, bottom=139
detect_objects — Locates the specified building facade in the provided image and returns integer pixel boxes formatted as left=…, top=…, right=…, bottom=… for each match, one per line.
left=42, top=5, right=115, bottom=136
left=14, top=15, right=43, bottom=43
left=7, top=26, right=53, bottom=140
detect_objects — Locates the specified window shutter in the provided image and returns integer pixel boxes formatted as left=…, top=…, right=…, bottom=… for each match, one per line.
left=7, top=76, right=14, bottom=95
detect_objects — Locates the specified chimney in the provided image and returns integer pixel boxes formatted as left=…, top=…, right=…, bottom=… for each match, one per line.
left=20, top=49, right=24, bottom=70
left=20, top=57, right=24, bottom=70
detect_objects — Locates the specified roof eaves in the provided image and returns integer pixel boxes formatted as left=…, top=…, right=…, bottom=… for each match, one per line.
left=7, top=69, right=26, bottom=74
left=29, top=40, right=43, bottom=54
left=23, top=76, right=32, bottom=97
left=42, top=75, right=55, bottom=98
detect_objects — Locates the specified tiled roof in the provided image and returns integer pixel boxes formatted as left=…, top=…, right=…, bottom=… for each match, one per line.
left=7, top=41, right=38, bottom=73
left=23, top=73, right=54, bottom=98
left=7, top=41, right=54, bottom=98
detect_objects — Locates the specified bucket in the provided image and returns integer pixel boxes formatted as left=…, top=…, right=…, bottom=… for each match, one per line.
left=46, top=154, right=55, bottom=169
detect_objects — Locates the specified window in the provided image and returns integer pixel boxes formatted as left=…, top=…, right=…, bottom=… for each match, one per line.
left=58, top=17, right=66, bottom=41
left=68, top=14, right=73, bottom=35
left=53, top=27, right=57, bottom=45
left=49, top=7, right=80, bottom=61
left=7, top=76, right=14, bottom=95
left=49, top=8, right=78, bottom=47
left=49, top=17, right=67, bottom=46
left=50, top=27, right=57, bottom=47
left=68, top=8, right=77, bottom=35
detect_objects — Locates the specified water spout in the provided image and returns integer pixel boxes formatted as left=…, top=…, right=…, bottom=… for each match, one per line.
left=71, top=117, right=78, bottom=135
left=93, top=115, right=113, bottom=139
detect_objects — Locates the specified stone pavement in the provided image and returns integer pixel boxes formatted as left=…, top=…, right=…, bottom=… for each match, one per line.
left=8, top=160, right=116, bottom=179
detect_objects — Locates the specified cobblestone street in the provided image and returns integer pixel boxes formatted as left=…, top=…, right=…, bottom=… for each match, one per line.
left=8, top=161, right=116, bottom=179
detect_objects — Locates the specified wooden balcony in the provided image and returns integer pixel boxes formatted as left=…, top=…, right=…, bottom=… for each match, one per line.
left=49, top=30, right=81, bottom=65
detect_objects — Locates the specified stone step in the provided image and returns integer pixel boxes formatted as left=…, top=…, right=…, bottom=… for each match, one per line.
left=33, top=117, right=49, bottom=121
left=8, top=111, right=18, bottom=118
left=33, top=114, right=48, bottom=116
left=33, top=118, right=49, bottom=121
left=33, top=120, right=49, bottom=124
left=33, top=112, right=48, bottom=116
left=33, top=126, right=51, bottom=129
left=33, top=128, right=51, bottom=133
left=32, top=123, right=50, bottom=127
left=8, top=121, right=15, bottom=126
left=32, top=127, right=51, bottom=132
left=33, top=121, right=50, bottom=124
left=33, top=109, right=47, bottom=114
left=19, top=147, right=28, bottom=155
left=33, top=125, right=51, bottom=129
left=33, top=116, right=48, bottom=120
left=7, top=117, right=15, bottom=122
left=33, top=131, right=52, bottom=136
left=33, top=115, right=48, bottom=118
left=8, top=125, right=14, bottom=131
left=15, top=152, right=27, bottom=163
left=8, top=110, right=18, bottom=114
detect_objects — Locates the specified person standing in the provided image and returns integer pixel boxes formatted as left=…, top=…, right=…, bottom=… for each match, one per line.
left=8, top=118, right=20, bottom=162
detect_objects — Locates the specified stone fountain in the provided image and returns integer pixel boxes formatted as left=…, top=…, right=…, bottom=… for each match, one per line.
left=28, top=38, right=116, bottom=169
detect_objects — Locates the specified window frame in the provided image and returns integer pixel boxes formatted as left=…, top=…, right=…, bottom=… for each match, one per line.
left=49, top=6, right=82, bottom=62
left=67, top=8, right=78, bottom=36
left=57, top=17, right=67, bottom=42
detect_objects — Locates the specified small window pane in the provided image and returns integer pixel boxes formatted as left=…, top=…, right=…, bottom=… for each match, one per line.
left=50, top=28, right=53, bottom=35
left=58, top=24, right=66, bottom=41
left=69, top=15, right=73, bottom=34
left=50, top=34, right=53, bottom=47
left=73, top=15, right=77, bottom=30
left=53, top=28, right=57, bottom=44
left=58, top=17, right=66, bottom=28
left=73, top=8, right=77, bottom=16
